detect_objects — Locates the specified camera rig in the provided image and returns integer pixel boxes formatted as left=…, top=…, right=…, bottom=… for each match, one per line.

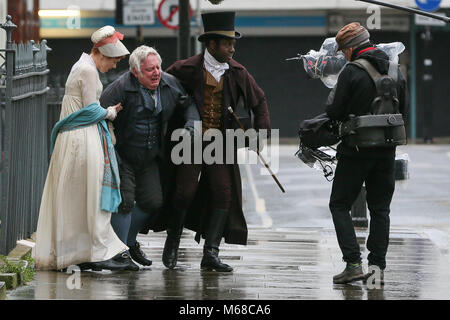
left=295, top=144, right=337, bottom=181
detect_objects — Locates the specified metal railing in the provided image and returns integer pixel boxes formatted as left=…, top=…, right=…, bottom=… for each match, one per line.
left=0, top=16, right=51, bottom=255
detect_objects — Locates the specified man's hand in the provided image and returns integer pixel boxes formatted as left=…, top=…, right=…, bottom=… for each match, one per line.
left=114, top=102, right=123, bottom=112
left=183, top=126, right=198, bottom=143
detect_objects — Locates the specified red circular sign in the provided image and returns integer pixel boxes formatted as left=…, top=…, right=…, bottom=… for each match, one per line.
left=157, top=0, right=193, bottom=30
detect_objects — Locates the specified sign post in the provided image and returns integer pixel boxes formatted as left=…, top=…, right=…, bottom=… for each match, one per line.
left=116, top=0, right=155, bottom=44
left=415, top=0, right=441, bottom=142
left=178, top=0, right=190, bottom=60
left=157, top=0, right=193, bottom=60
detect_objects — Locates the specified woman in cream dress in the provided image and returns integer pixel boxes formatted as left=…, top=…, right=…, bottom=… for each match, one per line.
left=34, top=26, right=131, bottom=271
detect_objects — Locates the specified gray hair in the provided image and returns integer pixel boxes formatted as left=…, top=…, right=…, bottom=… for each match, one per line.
left=129, top=45, right=162, bottom=74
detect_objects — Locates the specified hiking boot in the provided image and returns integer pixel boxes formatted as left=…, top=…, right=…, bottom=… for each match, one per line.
left=333, top=262, right=365, bottom=284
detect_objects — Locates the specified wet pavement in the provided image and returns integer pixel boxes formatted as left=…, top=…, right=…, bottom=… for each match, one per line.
left=6, top=227, right=450, bottom=300
left=5, top=144, right=450, bottom=300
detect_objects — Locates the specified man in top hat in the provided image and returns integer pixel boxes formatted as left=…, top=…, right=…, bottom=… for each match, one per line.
left=325, top=22, right=408, bottom=284
left=160, top=11, right=271, bottom=271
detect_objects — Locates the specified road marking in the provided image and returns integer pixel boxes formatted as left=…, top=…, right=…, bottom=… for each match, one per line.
left=446, top=152, right=450, bottom=158
left=244, top=163, right=273, bottom=228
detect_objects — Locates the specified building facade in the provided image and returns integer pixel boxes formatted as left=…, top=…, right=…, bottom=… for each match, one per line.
left=25, top=0, right=450, bottom=138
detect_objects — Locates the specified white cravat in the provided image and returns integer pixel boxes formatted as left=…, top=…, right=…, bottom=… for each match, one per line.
left=204, top=49, right=229, bottom=83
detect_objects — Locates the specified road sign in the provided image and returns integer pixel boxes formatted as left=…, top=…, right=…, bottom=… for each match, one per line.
left=157, top=0, right=193, bottom=30
left=415, top=0, right=441, bottom=12
left=121, top=0, right=155, bottom=25
left=415, top=12, right=446, bottom=26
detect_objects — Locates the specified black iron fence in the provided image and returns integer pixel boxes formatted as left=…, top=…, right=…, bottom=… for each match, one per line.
left=0, top=16, right=51, bottom=255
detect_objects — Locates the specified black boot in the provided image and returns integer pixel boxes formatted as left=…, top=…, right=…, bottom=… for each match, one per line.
left=333, top=262, right=365, bottom=284
left=78, top=252, right=131, bottom=271
left=162, top=208, right=187, bottom=269
left=200, top=209, right=233, bottom=272
left=112, top=251, right=140, bottom=271
left=129, top=241, right=152, bottom=266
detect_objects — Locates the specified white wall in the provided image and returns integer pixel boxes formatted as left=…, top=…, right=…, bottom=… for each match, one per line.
left=39, top=0, right=450, bottom=10
left=0, top=0, right=6, bottom=51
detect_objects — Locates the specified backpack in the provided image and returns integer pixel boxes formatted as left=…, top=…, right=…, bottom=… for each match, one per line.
left=340, top=58, right=406, bottom=147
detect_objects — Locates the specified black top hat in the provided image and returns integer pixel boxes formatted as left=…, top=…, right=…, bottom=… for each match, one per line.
left=198, top=11, right=242, bottom=42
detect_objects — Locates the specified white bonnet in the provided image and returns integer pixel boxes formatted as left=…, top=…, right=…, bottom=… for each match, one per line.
left=91, top=25, right=130, bottom=58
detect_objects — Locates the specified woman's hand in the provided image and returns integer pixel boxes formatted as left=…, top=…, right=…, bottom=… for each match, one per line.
left=106, top=102, right=122, bottom=120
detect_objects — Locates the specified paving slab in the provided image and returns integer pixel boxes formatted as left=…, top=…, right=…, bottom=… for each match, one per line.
left=5, top=145, right=450, bottom=301
left=6, top=227, right=450, bottom=300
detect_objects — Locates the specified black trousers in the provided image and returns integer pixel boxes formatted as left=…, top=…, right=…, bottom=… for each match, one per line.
left=329, top=154, right=395, bottom=269
left=117, top=147, right=163, bottom=215
left=173, top=163, right=232, bottom=212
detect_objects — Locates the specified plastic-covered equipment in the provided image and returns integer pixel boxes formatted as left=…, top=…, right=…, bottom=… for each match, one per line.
left=294, top=38, right=347, bottom=88
left=292, top=38, right=407, bottom=180
left=288, top=38, right=405, bottom=88
left=376, top=42, right=405, bottom=65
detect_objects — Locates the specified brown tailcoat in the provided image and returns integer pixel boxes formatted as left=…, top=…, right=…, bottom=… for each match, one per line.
left=155, top=52, right=270, bottom=245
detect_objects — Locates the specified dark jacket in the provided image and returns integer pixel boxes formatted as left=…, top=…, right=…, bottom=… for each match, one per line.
left=157, top=52, right=271, bottom=245
left=99, top=71, right=200, bottom=161
left=325, top=43, right=408, bottom=158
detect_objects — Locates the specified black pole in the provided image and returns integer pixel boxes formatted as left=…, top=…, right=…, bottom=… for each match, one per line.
left=178, top=0, right=190, bottom=60
left=136, top=25, right=144, bottom=46
left=356, top=0, right=449, bottom=23
left=422, top=26, right=433, bottom=143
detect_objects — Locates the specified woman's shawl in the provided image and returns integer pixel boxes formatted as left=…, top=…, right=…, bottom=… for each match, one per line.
left=50, top=103, right=122, bottom=213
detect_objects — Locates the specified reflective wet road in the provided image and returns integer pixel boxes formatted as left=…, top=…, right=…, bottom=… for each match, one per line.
left=6, top=145, right=450, bottom=300
left=7, top=227, right=450, bottom=300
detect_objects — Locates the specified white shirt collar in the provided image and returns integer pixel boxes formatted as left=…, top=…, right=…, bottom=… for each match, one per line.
left=204, top=49, right=229, bottom=83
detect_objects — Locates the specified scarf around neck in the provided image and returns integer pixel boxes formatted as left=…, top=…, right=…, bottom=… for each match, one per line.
left=204, top=49, right=229, bottom=83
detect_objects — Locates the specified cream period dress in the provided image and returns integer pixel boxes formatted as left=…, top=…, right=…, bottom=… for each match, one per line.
left=34, top=53, right=128, bottom=270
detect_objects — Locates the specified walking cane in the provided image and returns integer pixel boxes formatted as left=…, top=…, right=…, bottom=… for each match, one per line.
left=227, top=107, right=285, bottom=193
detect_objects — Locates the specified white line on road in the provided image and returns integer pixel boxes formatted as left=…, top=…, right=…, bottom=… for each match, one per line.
left=244, top=163, right=273, bottom=228
left=447, top=152, right=450, bottom=158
